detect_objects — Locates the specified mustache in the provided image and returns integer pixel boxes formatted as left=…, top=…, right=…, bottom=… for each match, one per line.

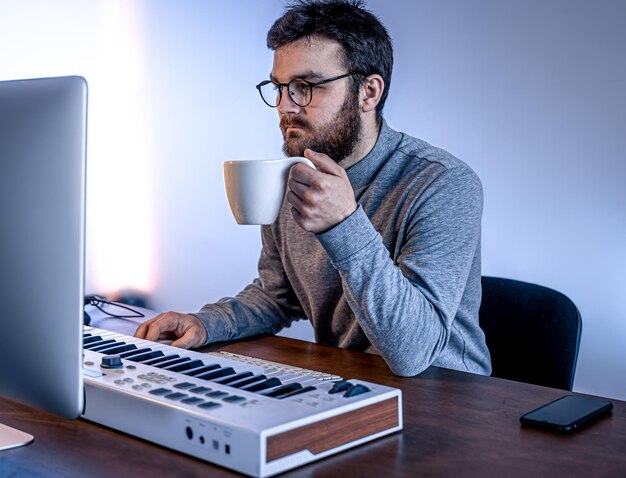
left=280, top=116, right=311, bottom=132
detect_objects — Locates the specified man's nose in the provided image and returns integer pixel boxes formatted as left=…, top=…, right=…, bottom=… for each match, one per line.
left=278, top=90, right=302, bottom=115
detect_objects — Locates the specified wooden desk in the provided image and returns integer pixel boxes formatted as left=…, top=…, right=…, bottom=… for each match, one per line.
left=1, top=335, right=625, bottom=477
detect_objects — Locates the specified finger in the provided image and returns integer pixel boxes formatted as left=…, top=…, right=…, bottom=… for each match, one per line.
left=134, top=314, right=162, bottom=338
left=287, top=177, right=309, bottom=200
left=304, top=149, right=344, bottom=175
left=286, top=190, right=305, bottom=212
left=143, top=313, right=180, bottom=342
left=289, top=161, right=317, bottom=185
left=171, top=327, right=203, bottom=349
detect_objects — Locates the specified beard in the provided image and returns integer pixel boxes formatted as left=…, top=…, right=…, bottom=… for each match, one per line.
left=280, top=90, right=362, bottom=162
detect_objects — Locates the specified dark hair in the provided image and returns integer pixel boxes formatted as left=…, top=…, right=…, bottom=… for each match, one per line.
left=267, top=0, right=393, bottom=118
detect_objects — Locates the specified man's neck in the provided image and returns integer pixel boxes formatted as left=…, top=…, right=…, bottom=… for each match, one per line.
left=338, top=115, right=381, bottom=170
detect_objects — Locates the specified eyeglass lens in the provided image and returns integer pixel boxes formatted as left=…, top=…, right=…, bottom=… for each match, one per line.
left=259, top=79, right=312, bottom=107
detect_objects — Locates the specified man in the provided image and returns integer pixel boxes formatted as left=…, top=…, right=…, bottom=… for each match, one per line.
left=135, top=0, right=491, bottom=377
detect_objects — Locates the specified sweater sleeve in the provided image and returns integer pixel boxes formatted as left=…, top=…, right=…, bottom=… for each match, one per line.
left=316, top=166, right=483, bottom=376
left=190, top=224, right=306, bottom=345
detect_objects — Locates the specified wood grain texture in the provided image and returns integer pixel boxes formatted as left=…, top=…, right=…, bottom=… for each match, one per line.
left=1, top=334, right=626, bottom=477
left=266, top=397, right=399, bottom=462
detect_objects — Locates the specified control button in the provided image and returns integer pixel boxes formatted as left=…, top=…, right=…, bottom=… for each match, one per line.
left=174, top=382, right=196, bottom=390
left=222, top=395, right=246, bottom=404
left=84, top=361, right=94, bottom=366
left=181, top=396, right=204, bottom=405
left=206, top=390, right=228, bottom=398
left=149, top=387, right=172, bottom=396
left=100, top=355, right=123, bottom=369
left=198, top=401, right=222, bottom=410
left=126, top=365, right=137, bottom=370
left=328, top=380, right=353, bottom=394
left=190, top=386, right=212, bottom=394
left=343, top=384, right=371, bottom=398
left=164, top=392, right=188, bottom=401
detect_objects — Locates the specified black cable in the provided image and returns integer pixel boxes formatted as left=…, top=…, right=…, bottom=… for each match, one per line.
left=84, top=294, right=145, bottom=320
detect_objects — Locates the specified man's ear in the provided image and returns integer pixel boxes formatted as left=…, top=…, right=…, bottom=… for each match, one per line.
left=360, top=74, right=384, bottom=113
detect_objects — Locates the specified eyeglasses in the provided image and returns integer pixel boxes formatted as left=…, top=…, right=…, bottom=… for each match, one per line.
left=256, top=73, right=353, bottom=108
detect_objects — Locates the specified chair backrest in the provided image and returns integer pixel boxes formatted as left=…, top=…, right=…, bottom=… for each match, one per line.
left=479, top=276, right=582, bottom=390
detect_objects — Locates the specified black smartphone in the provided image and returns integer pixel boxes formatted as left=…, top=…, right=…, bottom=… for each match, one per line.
left=520, top=395, right=613, bottom=433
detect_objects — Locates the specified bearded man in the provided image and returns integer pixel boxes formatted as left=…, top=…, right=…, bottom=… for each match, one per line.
left=136, top=0, right=492, bottom=377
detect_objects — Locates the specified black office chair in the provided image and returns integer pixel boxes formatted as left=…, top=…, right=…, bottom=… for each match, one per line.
left=479, top=276, right=582, bottom=390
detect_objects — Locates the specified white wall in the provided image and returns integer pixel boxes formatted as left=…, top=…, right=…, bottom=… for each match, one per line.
left=1, top=0, right=624, bottom=400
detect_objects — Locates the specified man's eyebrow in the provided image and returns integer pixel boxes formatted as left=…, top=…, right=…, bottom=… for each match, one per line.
left=269, top=71, right=325, bottom=83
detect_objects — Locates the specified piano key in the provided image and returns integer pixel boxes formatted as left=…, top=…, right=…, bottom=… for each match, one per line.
left=183, top=364, right=221, bottom=377
left=212, top=371, right=254, bottom=385
left=89, top=340, right=126, bottom=352
left=143, top=354, right=181, bottom=366
left=164, top=359, right=205, bottom=373
left=127, top=350, right=165, bottom=363
left=230, top=374, right=267, bottom=389
left=83, top=335, right=102, bottom=345
left=97, top=344, right=137, bottom=355
left=120, top=347, right=152, bottom=358
left=155, top=357, right=192, bottom=369
left=197, top=401, right=222, bottom=410
left=278, top=385, right=317, bottom=399
left=262, top=383, right=303, bottom=398
left=84, top=339, right=117, bottom=350
left=241, top=377, right=282, bottom=393
left=196, top=367, right=236, bottom=381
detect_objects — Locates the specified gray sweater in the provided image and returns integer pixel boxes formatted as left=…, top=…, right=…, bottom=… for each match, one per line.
left=193, top=121, right=492, bottom=377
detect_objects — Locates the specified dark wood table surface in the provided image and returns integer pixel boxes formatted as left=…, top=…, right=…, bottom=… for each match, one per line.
left=1, top=335, right=624, bottom=477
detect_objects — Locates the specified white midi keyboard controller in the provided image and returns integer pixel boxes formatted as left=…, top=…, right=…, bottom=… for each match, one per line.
left=81, top=326, right=403, bottom=477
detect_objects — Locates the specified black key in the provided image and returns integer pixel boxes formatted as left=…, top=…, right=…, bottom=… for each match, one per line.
left=184, top=364, right=221, bottom=376
left=181, top=396, right=204, bottom=405
left=127, top=350, right=165, bottom=363
left=222, top=395, right=246, bottom=404
left=198, top=401, right=222, bottom=410
left=278, top=385, right=317, bottom=399
left=165, top=360, right=205, bottom=373
left=263, top=383, right=303, bottom=398
left=164, top=392, right=188, bottom=401
left=329, top=380, right=353, bottom=394
left=230, top=374, right=266, bottom=389
left=343, top=384, right=371, bottom=398
left=149, top=387, right=172, bottom=396
left=84, top=339, right=117, bottom=350
left=83, top=333, right=92, bottom=338
left=144, top=354, right=180, bottom=366
left=157, top=357, right=192, bottom=369
left=101, top=344, right=137, bottom=355
left=197, top=367, right=236, bottom=381
left=83, top=335, right=102, bottom=345
left=242, top=377, right=282, bottom=393
left=89, top=340, right=125, bottom=352
left=189, top=386, right=212, bottom=394
left=213, top=371, right=254, bottom=385
left=120, top=347, right=152, bottom=358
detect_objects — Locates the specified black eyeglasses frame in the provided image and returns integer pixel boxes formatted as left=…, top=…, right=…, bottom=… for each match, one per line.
left=255, top=73, right=355, bottom=108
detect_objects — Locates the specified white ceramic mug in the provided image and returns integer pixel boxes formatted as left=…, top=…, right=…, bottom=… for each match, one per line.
left=223, top=157, right=315, bottom=225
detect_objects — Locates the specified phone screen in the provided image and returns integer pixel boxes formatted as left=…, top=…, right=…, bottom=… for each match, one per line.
left=520, top=395, right=613, bottom=432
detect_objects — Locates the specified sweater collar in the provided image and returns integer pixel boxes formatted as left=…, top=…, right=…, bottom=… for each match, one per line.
left=345, top=119, right=403, bottom=191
